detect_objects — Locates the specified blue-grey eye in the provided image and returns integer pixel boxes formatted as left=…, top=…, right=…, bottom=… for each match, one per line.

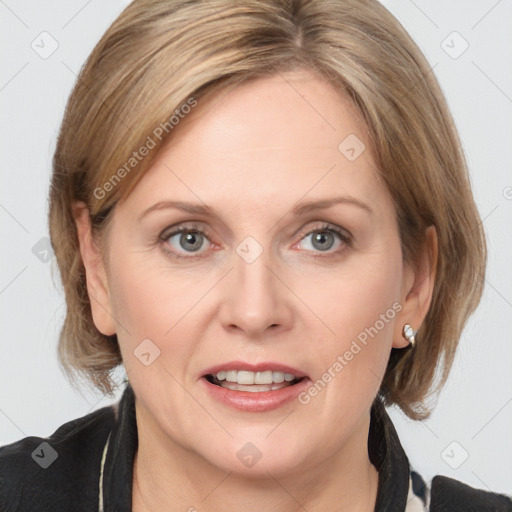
left=166, top=230, right=206, bottom=253
left=311, top=231, right=336, bottom=251
left=300, top=229, right=343, bottom=252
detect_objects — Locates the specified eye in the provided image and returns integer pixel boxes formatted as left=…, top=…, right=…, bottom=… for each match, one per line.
left=159, top=221, right=351, bottom=260
left=160, top=222, right=212, bottom=259
left=295, top=222, right=351, bottom=256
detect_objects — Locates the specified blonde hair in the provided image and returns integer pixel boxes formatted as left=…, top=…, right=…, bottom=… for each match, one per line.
left=49, top=0, right=486, bottom=419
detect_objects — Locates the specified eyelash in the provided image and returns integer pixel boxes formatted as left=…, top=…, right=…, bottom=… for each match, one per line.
left=159, top=221, right=352, bottom=260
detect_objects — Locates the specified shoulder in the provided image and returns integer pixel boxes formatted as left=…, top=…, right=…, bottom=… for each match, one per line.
left=0, top=402, right=117, bottom=511
left=429, top=474, right=512, bottom=511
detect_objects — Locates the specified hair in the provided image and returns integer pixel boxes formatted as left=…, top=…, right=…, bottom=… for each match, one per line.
left=49, top=0, right=486, bottom=420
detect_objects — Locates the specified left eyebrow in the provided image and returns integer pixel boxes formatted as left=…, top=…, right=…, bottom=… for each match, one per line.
left=291, top=196, right=373, bottom=216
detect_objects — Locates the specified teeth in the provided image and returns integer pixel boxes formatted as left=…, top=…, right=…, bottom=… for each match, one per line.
left=219, top=382, right=292, bottom=392
left=226, top=370, right=237, bottom=383
left=272, top=371, right=285, bottom=383
left=255, top=371, right=272, bottom=384
left=237, top=371, right=255, bottom=385
left=214, top=370, right=299, bottom=385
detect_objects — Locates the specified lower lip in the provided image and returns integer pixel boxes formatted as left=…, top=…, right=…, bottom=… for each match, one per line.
left=201, top=377, right=311, bottom=412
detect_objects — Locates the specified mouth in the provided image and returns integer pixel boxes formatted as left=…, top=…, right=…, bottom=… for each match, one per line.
left=204, top=370, right=305, bottom=392
left=200, top=363, right=310, bottom=411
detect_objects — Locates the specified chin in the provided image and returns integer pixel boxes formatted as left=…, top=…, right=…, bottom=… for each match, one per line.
left=199, top=431, right=311, bottom=479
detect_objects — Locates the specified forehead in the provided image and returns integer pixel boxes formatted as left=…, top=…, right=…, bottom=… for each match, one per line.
left=120, top=69, right=389, bottom=219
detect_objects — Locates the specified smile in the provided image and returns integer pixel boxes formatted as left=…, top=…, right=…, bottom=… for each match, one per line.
left=206, top=370, right=303, bottom=392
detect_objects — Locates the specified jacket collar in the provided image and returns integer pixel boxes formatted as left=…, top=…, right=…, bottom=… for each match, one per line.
left=368, top=396, right=411, bottom=511
left=101, top=383, right=138, bottom=512
left=101, top=383, right=411, bottom=511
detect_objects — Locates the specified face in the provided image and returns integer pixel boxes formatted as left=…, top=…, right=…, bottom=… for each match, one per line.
left=82, top=68, right=420, bottom=478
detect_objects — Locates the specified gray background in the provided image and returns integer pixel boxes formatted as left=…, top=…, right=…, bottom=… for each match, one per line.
left=1, top=0, right=511, bottom=495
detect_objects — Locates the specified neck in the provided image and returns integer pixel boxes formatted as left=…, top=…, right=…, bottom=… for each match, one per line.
left=132, top=400, right=379, bottom=512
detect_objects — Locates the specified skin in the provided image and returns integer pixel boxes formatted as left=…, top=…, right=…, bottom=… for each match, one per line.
left=74, top=68, right=437, bottom=511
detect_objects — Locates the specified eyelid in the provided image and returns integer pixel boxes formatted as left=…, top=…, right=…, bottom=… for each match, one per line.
left=159, top=221, right=215, bottom=259
left=294, top=221, right=351, bottom=243
left=159, top=221, right=212, bottom=240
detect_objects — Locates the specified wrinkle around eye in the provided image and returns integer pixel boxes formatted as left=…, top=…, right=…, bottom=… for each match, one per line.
left=157, top=221, right=353, bottom=261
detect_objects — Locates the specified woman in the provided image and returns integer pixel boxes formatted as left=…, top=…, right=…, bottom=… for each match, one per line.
left=1, top=0, right=510, bottom=510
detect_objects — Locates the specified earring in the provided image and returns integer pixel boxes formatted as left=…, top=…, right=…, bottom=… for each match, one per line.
left=403, top=324, right=416, bottom=347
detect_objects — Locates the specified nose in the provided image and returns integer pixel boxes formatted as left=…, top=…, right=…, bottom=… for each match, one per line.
left=219, top=244, right=293, bottom=340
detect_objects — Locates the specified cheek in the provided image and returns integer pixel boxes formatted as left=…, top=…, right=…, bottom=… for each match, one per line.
left=106, top=249, right=194, bottom=357
left=106, top=257, right=205, bottom=403
left=302, top=241, right=403, bottom=405
left=300, top=237, right=403, bottom=345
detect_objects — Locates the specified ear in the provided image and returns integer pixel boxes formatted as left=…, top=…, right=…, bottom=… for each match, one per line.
left=393, top=225, right=438, bottom=348
left=72, top=201, right=116, bottom=336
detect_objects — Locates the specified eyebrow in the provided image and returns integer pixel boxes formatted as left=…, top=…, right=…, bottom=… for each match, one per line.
left=291, top=196, right=373, bottom=216
left=138, top=196, right=373, bottom=221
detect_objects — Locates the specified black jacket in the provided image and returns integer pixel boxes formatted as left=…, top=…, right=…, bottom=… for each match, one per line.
left=1, top=383, right=511, bottom=511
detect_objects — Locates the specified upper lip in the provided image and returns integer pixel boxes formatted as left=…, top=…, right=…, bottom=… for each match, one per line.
left=201, top=361, right=309, bottom=379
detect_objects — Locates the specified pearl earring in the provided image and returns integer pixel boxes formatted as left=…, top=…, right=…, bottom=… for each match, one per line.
left=403, top=324, right=416, bottom=347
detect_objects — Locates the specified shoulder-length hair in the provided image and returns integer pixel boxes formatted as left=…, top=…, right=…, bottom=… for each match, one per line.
left=49, top=0, right=486, bottom=420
